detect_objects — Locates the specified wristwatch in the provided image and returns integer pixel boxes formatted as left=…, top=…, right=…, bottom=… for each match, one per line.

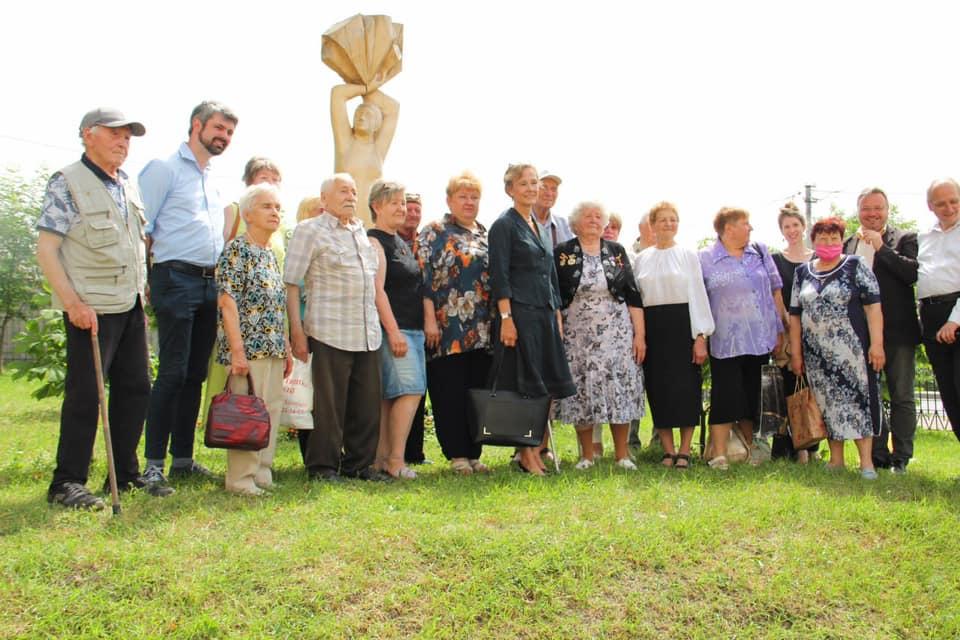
left=500, top=311, right=512, bottom=320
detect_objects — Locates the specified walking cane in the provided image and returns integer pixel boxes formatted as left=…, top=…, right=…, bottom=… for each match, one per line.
left=91, top=332, right=121, bottom=515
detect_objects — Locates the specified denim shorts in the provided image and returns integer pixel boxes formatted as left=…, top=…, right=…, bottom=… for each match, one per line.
left=379, top=329, right=427, bottom=399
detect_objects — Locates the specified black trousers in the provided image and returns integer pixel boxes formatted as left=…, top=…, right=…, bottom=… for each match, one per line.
left=404, top=396, right=427, bottom=463
left=50, top=300, right=150, bottom=492
left=307, top=339, right=381, bottom=475
left=426, top=350, right=492, bottom=460
left=921, top=301, right=960, bottom=443
left=144, top=264, right=218, bottom=462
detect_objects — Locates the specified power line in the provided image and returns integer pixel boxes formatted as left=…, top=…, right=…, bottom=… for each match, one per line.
left=0, top=133, right=76, bottom=153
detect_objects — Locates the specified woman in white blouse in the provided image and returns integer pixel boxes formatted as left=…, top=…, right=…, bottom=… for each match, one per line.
left=633, top=202, right=715, bottom=468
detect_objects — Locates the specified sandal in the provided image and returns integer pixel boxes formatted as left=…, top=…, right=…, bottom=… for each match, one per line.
left=469, top=459, right=490, bottom=474
left=450, top=459, right=473, bottom=476
left=708, top=455, right=729, bottom=471
left=661, top=452, right=675, bottom=468
left=674, top=453, right=691, bottom=470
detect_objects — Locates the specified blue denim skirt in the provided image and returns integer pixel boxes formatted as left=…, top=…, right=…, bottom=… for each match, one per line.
left=379, top=329, right=427, bottom=399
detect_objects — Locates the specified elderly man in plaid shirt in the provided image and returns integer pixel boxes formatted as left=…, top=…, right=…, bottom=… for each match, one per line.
left=284, top=173, right=388, bottom=482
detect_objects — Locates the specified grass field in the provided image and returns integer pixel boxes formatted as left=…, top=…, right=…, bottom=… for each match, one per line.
left=1, top=373, right=959, bottom=639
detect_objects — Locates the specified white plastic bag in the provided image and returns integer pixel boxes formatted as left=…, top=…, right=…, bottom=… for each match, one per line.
left=280, top=355, right=313, bottom=429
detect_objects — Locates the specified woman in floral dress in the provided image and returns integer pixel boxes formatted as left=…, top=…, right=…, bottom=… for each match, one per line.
left=554, top=202, right=646, bottom=470
left=789, top=217, right=885, bottom=479
left=416, top=171, right=493, bottom=475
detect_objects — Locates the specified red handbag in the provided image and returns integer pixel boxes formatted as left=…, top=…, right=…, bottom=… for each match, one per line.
left=205, top=374, right=271, bottom=451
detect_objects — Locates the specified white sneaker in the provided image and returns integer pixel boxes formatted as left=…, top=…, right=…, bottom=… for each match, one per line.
left=616, top=458, right=638, bottom=471
left=574, top=458, right=595, bottom=470
left=708, top=455, right=729, bottom=471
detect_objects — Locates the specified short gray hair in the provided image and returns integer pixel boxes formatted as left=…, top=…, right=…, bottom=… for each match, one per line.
left=321, top=173, right=355, bottom=194
left=927, top=177, right=960, bottom=204
left=188, top=100, right=238, bottom=137
left=568, top=201, right=609, bottom=231
left=368, top=180, right=406, bottom=221
left=857, top=186, right=889, bottom=209
left=239, top=183, right=281, bottom=219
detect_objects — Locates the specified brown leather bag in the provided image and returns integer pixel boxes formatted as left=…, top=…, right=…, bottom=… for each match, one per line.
left=786, top=377, right=827, bottom=449
left=205, top=374, right=271, bottom=451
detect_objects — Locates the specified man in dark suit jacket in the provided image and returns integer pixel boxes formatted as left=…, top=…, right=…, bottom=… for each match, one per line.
left=843, top=187, right=921, bottom=473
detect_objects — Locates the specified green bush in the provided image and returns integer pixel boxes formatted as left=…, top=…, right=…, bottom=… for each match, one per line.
left=11, top=307, right=66, bottom=400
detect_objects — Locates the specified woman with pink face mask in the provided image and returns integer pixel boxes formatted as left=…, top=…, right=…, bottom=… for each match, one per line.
left=789, top=217, right=885, bottom=479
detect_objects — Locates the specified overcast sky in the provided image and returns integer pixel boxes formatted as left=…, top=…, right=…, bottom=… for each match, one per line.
left=2, top=1, right=956, bottom=246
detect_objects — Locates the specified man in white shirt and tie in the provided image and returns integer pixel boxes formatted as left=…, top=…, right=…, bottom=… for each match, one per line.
left=918, top=178, right=960, bottom=445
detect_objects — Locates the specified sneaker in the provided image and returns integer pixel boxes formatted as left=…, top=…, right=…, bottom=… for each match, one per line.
left=616, top=458, right=638, bottom=471
left=861, top=468, right=879, bottom=480
left=890, top=461, right=908, bottom=475
left=141, top=466, right=175, bottom=497
left=707, top=455, right=729, bottom=471
left=48, top=482, right=105, bottom=510
left=168, top=461, right=216, bottom=480
left=574, top=458, right=595, bottom=471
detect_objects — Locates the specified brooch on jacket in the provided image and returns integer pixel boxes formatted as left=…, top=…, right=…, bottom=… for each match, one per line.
left=557, top=252, right=579, bottom=267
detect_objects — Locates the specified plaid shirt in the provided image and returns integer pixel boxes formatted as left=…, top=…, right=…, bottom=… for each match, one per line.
left=283, top=212, right=381, bottom=352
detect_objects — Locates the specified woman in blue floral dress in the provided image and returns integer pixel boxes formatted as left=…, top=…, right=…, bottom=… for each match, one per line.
left=789, top=217, right=886, bottom=479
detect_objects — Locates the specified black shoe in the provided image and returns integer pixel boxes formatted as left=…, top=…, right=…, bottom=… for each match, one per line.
left=102, top=477, right=146, bottom=494
left=344, top=467, right=394, bottom=482
left=308, top=469, right=343, bottom=483
left=890, top=460, right=908, bottom=475
left=141, top=466, right=175, bottom=497
left=48, top=482, right=105, bottom=510
left=168, top=461, right=216, bottom=480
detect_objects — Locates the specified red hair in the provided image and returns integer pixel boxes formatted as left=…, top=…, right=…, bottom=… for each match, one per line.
left=810, top=216, right=846, bottom=242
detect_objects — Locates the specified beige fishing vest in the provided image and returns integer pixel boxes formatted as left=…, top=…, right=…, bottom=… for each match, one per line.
left=53, top=161, right=147, bottom=314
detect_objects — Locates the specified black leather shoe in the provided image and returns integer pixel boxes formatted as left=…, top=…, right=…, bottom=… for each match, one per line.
left=344, top=468, right=394, bottom=482
left=890, top=460, right=908, bottom=475
left=308, top=469, right=343, bottom=483
left=168, top=461, right=216, bottom=480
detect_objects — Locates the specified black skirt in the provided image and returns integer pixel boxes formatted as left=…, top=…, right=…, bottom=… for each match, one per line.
left=491, top=302, right=576, bottom=399
left=643, top=303, right=703, bottom=428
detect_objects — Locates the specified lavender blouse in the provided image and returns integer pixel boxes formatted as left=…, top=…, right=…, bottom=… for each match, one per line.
left=699, top=241, right=783, bottom=359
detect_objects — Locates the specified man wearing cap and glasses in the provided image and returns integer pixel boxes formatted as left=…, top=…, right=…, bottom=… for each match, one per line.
left=138, top=101, right=238, bottom=494
left=532, top=170, right=573, bottom=248
left=36, top=108, right=162, bottom=509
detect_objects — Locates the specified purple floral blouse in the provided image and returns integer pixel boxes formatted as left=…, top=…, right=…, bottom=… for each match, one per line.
left=699, top=241, right=783, bottom=359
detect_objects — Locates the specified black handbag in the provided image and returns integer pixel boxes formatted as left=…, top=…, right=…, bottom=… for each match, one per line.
left=467, top=345, right=550, bottom=447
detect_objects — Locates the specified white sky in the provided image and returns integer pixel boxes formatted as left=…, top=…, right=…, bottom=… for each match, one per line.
left=2, top=1, right=956, bottom=247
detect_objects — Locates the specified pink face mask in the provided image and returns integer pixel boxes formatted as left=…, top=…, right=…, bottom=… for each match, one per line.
left=815, top=244, right=843, bottom=261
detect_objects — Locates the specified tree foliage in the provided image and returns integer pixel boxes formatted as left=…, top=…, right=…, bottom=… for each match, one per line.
left=0, top=168, right=47, bottom=372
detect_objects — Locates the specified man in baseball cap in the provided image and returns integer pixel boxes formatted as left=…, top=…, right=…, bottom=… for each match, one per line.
left=79, top=107, right=146, bottom=137
left=36, top=107, right=159, bottom=509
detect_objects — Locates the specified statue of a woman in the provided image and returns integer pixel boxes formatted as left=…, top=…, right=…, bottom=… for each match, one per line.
left=331, top=81, right=399, bottom=227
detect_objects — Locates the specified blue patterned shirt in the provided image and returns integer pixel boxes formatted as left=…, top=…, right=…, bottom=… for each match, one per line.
left=216, top=235, right=287, bottom=364
left=36, top=155, right=129, bottom=236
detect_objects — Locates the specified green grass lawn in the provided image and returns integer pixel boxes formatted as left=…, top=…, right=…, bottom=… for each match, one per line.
left=1, top=373, right=959, bottom=639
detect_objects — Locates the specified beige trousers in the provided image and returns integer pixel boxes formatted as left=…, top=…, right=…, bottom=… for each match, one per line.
left=224, top=357, right=285, bottom=493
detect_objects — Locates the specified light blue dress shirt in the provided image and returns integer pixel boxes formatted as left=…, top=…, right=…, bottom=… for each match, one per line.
left=139, top=142, right=224, bottom=265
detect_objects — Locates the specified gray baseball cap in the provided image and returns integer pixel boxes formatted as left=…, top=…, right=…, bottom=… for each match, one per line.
left=79, top=108, right=146, bottom=136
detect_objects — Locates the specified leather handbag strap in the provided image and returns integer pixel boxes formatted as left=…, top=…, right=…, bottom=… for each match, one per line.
left=223, top=373, right=257, bottom=396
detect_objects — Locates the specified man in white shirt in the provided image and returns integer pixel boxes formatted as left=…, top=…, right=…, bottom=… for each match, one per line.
left=918, top=178, right=960, bottom=444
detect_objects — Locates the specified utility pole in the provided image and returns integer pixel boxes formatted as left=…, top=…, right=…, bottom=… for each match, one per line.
left=803, top=184, right=816, bottom=229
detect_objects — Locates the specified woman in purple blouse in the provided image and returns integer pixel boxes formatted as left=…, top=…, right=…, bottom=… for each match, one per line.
left=699, top=207, right=788, bottom=469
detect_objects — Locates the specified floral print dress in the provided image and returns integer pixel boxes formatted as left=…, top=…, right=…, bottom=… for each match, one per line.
left=555, top=253, right=644, bottom=424
left=790, top=256, right=882, bottom=440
